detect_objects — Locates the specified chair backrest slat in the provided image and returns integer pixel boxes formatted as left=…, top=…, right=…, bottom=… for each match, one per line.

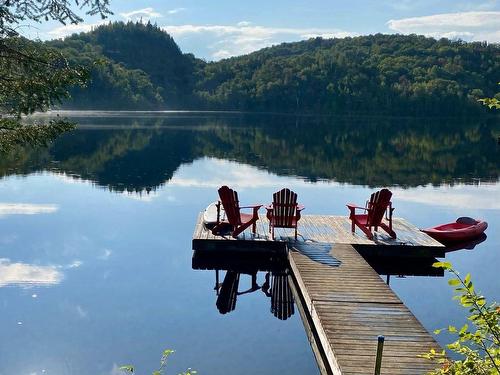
left=218, top=186, right=241, bottom=225
left=273, top=188, right=297, bottom=227
left=366, top=188, right=392, bottom=226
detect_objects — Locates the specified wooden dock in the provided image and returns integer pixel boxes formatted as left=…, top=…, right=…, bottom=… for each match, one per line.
left=193, top=214, right=445, bottom=257
left=289, top=244, right=441, bottom=374
left=192, top=213, right=445, bottom=374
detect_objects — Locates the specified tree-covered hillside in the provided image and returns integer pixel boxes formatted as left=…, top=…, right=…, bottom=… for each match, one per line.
left=48, top=22, right=201, bottom=109
left=51, top=22, right=499, bottom=115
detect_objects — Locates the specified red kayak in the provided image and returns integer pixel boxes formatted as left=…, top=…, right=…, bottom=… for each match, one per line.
left=422, top=217, right=488, bottom=244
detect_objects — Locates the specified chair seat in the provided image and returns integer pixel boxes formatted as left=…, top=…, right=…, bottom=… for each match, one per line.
left=353, top=214, right=369, bottom=226
left=347, top=188, right=396, bottom=240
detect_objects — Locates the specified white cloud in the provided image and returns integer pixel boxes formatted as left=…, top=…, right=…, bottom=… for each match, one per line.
left=161, top=24, right=356, bottom=60
left=120, top=7, right=162, bottom=21
left=121, top=191, right=159, bottom=202
left=0, top=203, right=58, bottom=217
left=66, top=260, right=83, bottom=269
left=394, top=183, right=500, bottom=210
left=167, top=7, right=186, bottom=15
left=169, top=157, right=340, bottom=189
left=237, top=21, right=252, bottom=27
left=47, top=22, right=104, bottom=39
left=387, top=11, right=500, bottom=42
left=0, top=258, right=62, bottom=287
left=212, top=49, right=232, bottom=60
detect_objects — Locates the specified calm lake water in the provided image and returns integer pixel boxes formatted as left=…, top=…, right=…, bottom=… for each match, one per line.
left=0, top=111, right=499, bottom=375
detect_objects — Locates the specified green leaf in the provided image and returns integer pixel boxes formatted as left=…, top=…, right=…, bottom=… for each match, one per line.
left=163, top=349, right=175, bottom=357
left=459, top=324, right=468, bottom=334
left=448, top=278, right=461, bottom=286
left=433, top=261, right=452, bottom=270
left=119, top=365, right=134, bottom=374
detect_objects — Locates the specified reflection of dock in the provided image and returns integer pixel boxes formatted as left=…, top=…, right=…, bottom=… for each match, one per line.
left=192, top=214, right=445, bottom=374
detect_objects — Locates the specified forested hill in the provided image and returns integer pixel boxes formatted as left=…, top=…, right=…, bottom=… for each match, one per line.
left=49, top=22, right=204, bottom=109
left=50, top=21, right=499, bottom=115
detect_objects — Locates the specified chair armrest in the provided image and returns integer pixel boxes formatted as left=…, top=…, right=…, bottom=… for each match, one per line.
left=346, top=203, right=367, bottom=210
left=297, top=204, right=305, bottom=211
left=240, top=205, right=263, bottom=209
left=240, top=205, right=262, bottom=218
left=264, top=204, right=273, bottom=211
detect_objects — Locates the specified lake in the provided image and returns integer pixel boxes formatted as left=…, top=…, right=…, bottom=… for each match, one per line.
left=0, top=111, right=498, bottom=375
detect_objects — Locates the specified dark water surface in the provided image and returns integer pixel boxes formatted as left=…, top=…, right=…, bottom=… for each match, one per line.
left=0, top=111, right=498, bottom=375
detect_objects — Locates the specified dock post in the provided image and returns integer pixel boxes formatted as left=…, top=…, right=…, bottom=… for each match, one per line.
left=374, top=335, right=385, bottom=375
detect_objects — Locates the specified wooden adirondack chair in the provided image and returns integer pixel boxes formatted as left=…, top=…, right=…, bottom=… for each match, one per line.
left=265, top=188, right=304, bottom=240
left=212, top=185, right=262, bottom=238
left=347, top=188, right=396, bottom=240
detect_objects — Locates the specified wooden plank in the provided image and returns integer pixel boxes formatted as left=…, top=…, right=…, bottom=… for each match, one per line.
left=289, top=244, right=441, bottom=375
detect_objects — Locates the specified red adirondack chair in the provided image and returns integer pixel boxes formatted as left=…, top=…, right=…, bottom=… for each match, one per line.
left=347, top=188, right=396, bottom=240
left=265, top=188, right=304, bottom=240
left=212, top=186, right=262, bottom=238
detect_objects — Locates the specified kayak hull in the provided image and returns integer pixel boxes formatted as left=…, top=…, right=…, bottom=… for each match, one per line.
left=422, top=217, right=488, bottom=244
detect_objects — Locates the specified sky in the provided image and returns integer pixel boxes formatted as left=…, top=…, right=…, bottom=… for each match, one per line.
left=24, top=0, right=500, bottom=61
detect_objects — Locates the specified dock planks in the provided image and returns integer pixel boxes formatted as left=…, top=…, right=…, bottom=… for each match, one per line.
left=289, top=244, right=441, bottom=375
left=193, top=213, right=445, bottom=257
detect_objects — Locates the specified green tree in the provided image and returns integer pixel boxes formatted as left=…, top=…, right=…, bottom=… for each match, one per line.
left=0, top=0, right=112, bottom=153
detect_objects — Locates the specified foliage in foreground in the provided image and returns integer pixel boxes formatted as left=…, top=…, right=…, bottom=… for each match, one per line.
left=0, top=37, right=84, bottom=152
left=120, top=349, right=197, bottom=375
left=0, top=0, right=112, bottom=153
left=421, top=262, right=500, bottom=374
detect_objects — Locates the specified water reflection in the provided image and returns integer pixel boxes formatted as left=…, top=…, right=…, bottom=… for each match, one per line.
left=4, top=112, right=498, bottom=192
left=193, top=251, right=295, bottom=321
left=440, top=233, right=487, bottom=253
left=0, top=258, right=62, bottom=287
left=0, top=203, right=58, bottom=216
left=0, top=112, right=497, bottom=374
left=363, top=233, right=488, bottom=285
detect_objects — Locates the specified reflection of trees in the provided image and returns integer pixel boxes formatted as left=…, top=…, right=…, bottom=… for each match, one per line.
left=0, top=115, right=498, bottom=192
left=197, top=117, right=499, bottom=187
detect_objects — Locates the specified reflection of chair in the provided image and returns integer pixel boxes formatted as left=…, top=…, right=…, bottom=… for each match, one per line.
left=347, top=188, right=396, bottom=240
left=216, top=271, right=240, bottom=314
left=212, top=186, right=262, bottom=238
left=262, top=272, right=294, bottom=320
left=215, top=271, right=260, bottom=315
left=265, top=188, right=304, bottom=240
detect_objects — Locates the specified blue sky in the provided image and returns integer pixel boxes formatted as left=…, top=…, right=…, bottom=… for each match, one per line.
left=26, top=0, right=500, bottom=60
